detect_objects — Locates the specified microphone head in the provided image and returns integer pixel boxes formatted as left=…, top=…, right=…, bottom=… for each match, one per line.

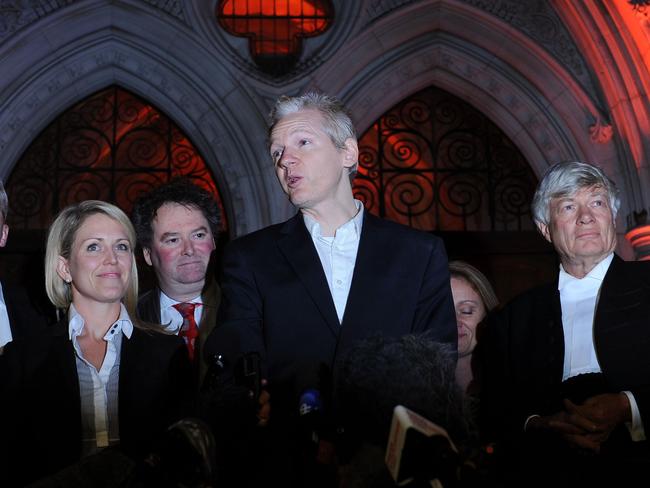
left=298, top=388, right=322, bottom=417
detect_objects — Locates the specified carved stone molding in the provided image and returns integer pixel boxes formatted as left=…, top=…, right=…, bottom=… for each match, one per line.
left=142, top=0, right=185, bottom=23
left=589, top=117, right=614, bottom=144
left=363, top=0, right=418, bottom=22
left=460, top=0, right=594, bottom=95
left=0, top=0, right=77, bottom=41
left=1, top=3, right=35, bottom=42
left=0, top=46, right=212, bottom=154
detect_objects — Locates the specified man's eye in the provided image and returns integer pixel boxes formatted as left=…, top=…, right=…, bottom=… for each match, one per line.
left=194, top=232, right=206, bottom=239
left=165, top=238, right=179, bottom=244
left=299, top=139, right=310, bottom=146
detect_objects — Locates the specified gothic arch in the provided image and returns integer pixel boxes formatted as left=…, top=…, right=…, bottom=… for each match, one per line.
left=0, top=0, right=277, bottom=237
left=554, top=1, right=650, bottom=216
left=310, top=0, right=632, bottom=226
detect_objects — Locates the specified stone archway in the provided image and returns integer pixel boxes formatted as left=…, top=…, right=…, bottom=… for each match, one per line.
left=303, top=0, right=636, bottom=262
left=0, top=0, right=278, bottom=238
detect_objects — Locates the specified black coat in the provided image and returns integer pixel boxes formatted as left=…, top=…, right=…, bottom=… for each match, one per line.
left=0, top=318, right=192, bottom=487
left=3, top=282, right=56, bottom=340
left=203, top=212, right=456, bottom=486
left=479, top=254, right=650, bottom=486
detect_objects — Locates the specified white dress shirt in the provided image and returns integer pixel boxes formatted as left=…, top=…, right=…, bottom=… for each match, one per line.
left=558, top=253, right=644, bottom=440
left=159, top=291, right=203, bottom=334
left=559, top=253, right=613, bottom=381
left=69, top=303, right=134, bottom=455
left=303, top=200, right=364, bottom=323
left=0, top=281, right=12, bottom=348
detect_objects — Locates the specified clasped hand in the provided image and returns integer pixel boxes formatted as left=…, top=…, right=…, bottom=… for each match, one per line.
left=528, top=393, right=631, bottom=453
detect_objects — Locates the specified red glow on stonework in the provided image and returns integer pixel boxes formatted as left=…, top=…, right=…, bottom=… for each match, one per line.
left=218, top=0, right=332, bottom=58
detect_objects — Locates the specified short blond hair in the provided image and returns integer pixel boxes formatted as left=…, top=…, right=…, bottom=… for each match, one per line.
left=45, top=200, right=140, bottom=320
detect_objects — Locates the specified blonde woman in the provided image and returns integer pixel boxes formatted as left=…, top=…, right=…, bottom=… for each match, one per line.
left=1, top=201, right=192, bottom=486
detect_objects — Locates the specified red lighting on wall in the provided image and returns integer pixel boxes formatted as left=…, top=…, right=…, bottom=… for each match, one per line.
left=625, top=224, right=650, bottom=260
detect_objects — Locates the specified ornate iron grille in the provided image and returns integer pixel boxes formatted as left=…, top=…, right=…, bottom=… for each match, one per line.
left=217, top=0, right=334, bottom=75
left=354, top=86, right=538, bottom=232
left=7, top=86, right=226, bottom=232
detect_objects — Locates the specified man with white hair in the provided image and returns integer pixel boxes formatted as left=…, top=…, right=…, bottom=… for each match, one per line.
left=480, top=161, right=650, bottom=487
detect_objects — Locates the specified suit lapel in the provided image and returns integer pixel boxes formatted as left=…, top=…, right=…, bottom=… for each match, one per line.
left=549, top=282, right=565, bottom=378
left=277, top=214, right=340, bottom=336
left=339, top=213, right=381, bottom=335
left=49, top=321, right=82, bottom=442
left=145, top=289, right=163, bottom=323
left=199, top=279, right=220, bottom=343
left=595, top=255, right=630, bottom=322
left=119, top=330, right=135, bottom=419
left=198, top=279, right=220, bottom=382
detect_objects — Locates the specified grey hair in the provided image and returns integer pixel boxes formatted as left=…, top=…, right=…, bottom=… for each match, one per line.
left=269, top=92, right=359, bottom=177
left=531, top=161, right=620, bottom=227
left=0, top=179, right=8, bottom=221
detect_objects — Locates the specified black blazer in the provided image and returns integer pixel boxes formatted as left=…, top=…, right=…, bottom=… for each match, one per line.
left=3, top=282, right=56, bottom=340
left=480, top=254, right=650, bottom=446
left=206, top=212, right=456, bottom=419
left=0, top=318, right=192, bottom=487
left=202, top=212, right=455, bottom=487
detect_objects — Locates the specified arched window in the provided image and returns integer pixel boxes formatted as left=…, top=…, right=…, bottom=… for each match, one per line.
left=217, top=0, right=334, bottom=75
left=6, top=85, right=227, bottom=233
left=354, top=86, right=538, bottom=232
left=354, top=86, right=551, bottom=304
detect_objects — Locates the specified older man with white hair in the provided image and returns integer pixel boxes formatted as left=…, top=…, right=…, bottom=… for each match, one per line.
left=480, top=161, right=650, bottom=488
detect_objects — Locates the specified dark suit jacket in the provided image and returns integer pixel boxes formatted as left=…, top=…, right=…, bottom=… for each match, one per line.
left=205, top=211, right=456, bottom=424
left=0, top=318, right=192, bottom=487
left=479, top=254, right=650, bottom=484
left=3, top=282, right=56, bottom=340
left=137, top=279, right=220, bottom=384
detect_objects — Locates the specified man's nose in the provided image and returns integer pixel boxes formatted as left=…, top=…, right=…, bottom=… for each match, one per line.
left=577, top=205, right=595, bottom=224
left=278, top=150, right=296, bottom=169
left=182, top=239, right=195, bottom=256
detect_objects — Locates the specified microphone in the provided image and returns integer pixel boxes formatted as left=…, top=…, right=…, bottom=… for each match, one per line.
left=202, top=324, right=241, bottom=381
left=199, top=325, right=260, bottom=431
left=298, top=388, right=324, bottom=446
left=385, top=405, right=460, bottom=487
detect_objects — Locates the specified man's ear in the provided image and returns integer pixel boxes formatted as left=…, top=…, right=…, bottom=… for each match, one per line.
left=342, top=138, right=359, bottom=171
left=536, top=222, right=552, bottom=243
left=56, top=256, right=71, bottom=283
left=143, top=248, right=153, bottom=266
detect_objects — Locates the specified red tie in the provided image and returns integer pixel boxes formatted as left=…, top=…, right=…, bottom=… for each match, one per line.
left=173, top=302, right=200, bottom=362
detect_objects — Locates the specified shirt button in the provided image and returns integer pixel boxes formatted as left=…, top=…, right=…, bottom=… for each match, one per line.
left=336, top=279, right=342, bottom=285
